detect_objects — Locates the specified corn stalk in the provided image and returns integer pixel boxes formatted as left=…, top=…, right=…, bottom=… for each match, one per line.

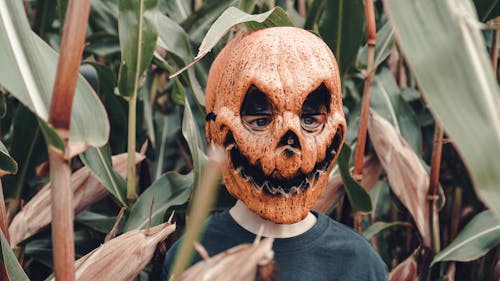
left=352, top=0, right=376, bottom=232
left=353, top=0, right=376, bottom=181
left=428, top=123, right=443, bottom=254
left=0, top=181, right=9, bottom=280
left=490, top=27, right=499, bottom=76
left=48, top=0, right=91, bottom=279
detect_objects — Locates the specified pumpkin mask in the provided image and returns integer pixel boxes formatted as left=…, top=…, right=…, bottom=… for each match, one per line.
left=205, top=27, right=346, bottom=224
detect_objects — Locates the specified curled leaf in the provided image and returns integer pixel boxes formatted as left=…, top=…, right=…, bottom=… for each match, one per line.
left=178, top=238, right=275, bottom=281
left=9, top=152, right=144, bottom=247
left=48, top=222, right=175, bottom=281
left=389, top=254, right=417, bottom=281
left=314, top=153, right=382, bottom=214
left=368, top=110, right=433, bottom=246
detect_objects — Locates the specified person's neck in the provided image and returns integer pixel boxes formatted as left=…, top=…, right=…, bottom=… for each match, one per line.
left=229, top=200, right=317, bottom=238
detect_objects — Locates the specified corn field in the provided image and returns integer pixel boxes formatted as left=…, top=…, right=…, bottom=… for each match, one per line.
left=0, top=0, right=499, bottom=280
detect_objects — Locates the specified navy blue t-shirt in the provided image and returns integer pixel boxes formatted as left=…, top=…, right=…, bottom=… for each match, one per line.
left=162, top=210, right=388, bottom=280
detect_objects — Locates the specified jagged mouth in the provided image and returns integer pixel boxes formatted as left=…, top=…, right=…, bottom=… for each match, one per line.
left=224, top=130, right=343, bottom=196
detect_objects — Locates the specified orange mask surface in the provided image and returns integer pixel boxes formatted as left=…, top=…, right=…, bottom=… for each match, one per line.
left=205, top=27, right=346, bottom=224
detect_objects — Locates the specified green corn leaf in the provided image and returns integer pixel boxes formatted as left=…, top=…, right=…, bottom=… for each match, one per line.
left=0, top=141, right=17, bottom=177
left=384, top=0, right=500, bottom=218
left=182, top=95, right=207, bottom=178
left=0, top=0, right=109, bottom=154
left=171, top=6, right=294, bottom=78
left=79, top=145, right=128, bottom=207
left=338, top=144, right=373, bottom=213
left=0, top=231, right=30, bottom=281
left=319, top=0, right=365, bottom=77
left=117, top=0, right=159, bottom=98
left=124, top=172, right=193, bottom=230
left=370, top=68, right=422, bottom=153
left=363, top=221, right=412, bottom=240
left=156, top=13, right=205, bottom=105
left=357, top=22, right=395, bottom=70
left=432, top=210, right=500, bottom=265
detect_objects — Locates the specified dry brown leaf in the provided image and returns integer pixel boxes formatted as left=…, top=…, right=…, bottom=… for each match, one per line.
left=368, top=110, right=433, bottom=246
left=9, top=152, right=145, bottom=248
left=46, top=222, right=175, bottom=281
left=313, top=153, right=382, bottom=214
left=178, top=238, right=275, bottom=281
left=389, top=254, right=418, bottom=281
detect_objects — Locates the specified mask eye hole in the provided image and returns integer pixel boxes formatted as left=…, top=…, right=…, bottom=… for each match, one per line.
left=241, top=85, right=273, bottom=131
left=301, top=83, right=330, bottom=133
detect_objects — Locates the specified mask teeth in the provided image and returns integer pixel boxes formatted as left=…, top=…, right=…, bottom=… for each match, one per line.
left=234, top=166, right=242, bottom=174
left=258, top=181, right=269, bottom=192
left=240, top=167, right=248, bottom=180
left=226, top=143, right=235, bottom=151
left=267, top=185, right=279, bottom=195
left=250, top=177, right=259, bottom=188
left=276, top=187, right=290, bottom=196
left=299, top=180, right=309, bottom=190
left=289, top=185, right=302, bottom=195
left=330, top=148, right=337, bottom=156
left=313, top=171, right=320, bottom=183
left=306, top=174, right=316, bottom=187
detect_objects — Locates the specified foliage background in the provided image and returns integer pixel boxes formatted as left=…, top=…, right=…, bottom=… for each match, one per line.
left=0, top=0, right=499, bottom=280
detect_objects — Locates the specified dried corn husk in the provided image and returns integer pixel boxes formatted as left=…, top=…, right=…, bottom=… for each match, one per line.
left=45, top=222, right=176, bottom=281
left=9, top=152, right=144, bottom=248
left=177, top=238, right=275, bottom=281
left=389, top=254, right=417, bottom=281
left=314, top=153, right=382, bottom=214
left=368, top=110, right=433, bottom=246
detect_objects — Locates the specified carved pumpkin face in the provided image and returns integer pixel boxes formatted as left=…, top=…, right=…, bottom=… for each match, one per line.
left=205, top=27, right=346, bottom=224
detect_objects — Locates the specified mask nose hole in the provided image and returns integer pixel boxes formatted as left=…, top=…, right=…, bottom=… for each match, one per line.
left=278, top=130, right=301, bottom=150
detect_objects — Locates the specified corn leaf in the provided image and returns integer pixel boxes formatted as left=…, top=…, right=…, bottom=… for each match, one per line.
left=0, top=0, right=109, bottom=155
left=182, top=95, right=207, bottom=178
left=363, top=221, right=412, bottom=240
left=384, top=0, right=500, bottom=218
left=370, top=69, right=422, bottom=153
left=337, top=144, right=372, bottom=213
left=432, top=210, right=500, bottom=265
left=357, top=22, right=395, bottom=70
left=156, top=12, right=204, bottom=105
left=389, top=254, right=417, bottom=281
left=124, top=171, right=193, bottom=231
left=171, top=6, right=294, bottom=78
left=179, top=238, right=275, bottom=281
left=368, top=110, right=432, bottom=246
left=117, top=0, right=158, bottom=97
left=80, top=146, right=128, bottom=207
left=0, top=141, right=17, bottom=176
left=319, top=0, right=365, bottom=77
left=0, top=231, right=30, bottom=281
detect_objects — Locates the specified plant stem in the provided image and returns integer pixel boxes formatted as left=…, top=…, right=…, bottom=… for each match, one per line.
left=127, top=94, right=138, bottom=204
left=169, top=147, right=223, bottom=281
left=0, top=181, right=9, bottom=242
left=428, top=122, right=443, bottom=253
left=353, top=0, right=376, bottom=181
left=47, top=0, right=91, bottom=280
left=490, top=28, right=499, bottom=76
left=48, top=0, right=90, bottom=134
left=49, top=147, right=75, bottom=281
left=0, top=181, right=10, bottom=280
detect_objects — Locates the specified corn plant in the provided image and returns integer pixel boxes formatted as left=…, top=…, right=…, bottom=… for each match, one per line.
left=0, top=0, right=499, bottom=281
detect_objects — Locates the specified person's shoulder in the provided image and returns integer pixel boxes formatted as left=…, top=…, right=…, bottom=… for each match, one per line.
left=316, top=213, right=388, bottom=279
left=318, top=213, right=371, bottom=244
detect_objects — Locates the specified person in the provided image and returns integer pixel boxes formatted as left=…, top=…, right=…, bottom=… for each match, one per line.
left=162, top=26, right=388, bottom=281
